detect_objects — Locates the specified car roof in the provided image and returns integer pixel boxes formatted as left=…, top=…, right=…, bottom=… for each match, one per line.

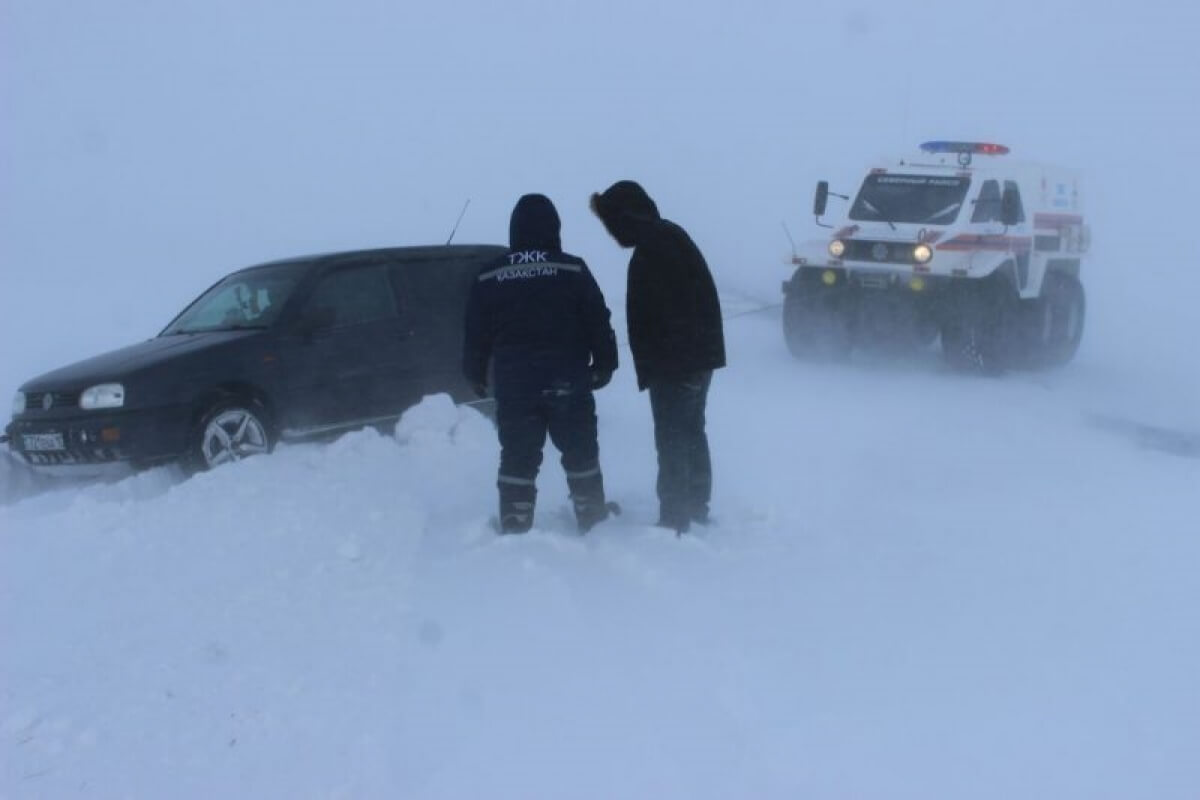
left=231, top=244, right=506, bottom=276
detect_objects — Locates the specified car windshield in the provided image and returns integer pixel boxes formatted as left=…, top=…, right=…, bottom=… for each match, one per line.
left=162, top=265, right=303, bottom=335
left=849, top=174, right=970, bottom=225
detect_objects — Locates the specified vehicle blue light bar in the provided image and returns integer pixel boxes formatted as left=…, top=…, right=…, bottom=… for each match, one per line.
left=920, top=141, right=1010, bottom=155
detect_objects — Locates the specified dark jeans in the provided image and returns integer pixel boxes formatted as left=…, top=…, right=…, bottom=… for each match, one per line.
left=495, top=390, right=605, bottom=531
left=647, top=371, right=713, bottom=528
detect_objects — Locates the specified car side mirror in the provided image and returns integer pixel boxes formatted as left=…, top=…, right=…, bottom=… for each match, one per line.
left=813, top=181, right=829, bottom=217
left=1001, top=186, right=1022, bottom=227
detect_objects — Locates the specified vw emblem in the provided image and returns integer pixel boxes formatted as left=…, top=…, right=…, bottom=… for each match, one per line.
left=871, top=242, right=889, bottom=261
left=42, top=393, right=53, bottom=411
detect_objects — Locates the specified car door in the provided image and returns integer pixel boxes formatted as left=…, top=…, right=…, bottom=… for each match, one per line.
left=276, top=262, right=417, bottom=434
left=1002, top=179, right=1032, bottom=291
left=388, top=255, right=482, bottom=408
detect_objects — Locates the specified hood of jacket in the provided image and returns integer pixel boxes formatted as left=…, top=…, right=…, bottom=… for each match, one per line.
left=509, top=193, right=562, bottom=251
left=590, top=180, right=661, bottom=248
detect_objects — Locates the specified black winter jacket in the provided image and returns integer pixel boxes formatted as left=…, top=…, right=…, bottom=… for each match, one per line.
left=463, top=194, right=617, bottom=398
left=591, top=181, right=725, bottom=390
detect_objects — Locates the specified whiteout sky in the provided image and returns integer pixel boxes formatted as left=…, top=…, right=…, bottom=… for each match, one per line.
left=2, top=2, right=1199, bottom=798
left=2, top=0, right=1198, bottom=392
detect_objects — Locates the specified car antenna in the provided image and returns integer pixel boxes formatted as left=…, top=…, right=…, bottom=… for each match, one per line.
left=445, top=199, right=471, bottom=245
left=780, top=220, right=797, bottom=258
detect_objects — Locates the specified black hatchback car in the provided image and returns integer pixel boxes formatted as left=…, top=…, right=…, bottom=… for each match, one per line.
left=5, top=244, right=505, bottom=471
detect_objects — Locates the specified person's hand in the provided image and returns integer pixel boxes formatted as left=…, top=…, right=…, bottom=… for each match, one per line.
left=590, top=369, right=613, bottom=390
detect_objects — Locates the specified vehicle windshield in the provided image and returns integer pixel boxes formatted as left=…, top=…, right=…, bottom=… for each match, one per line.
left=849, top=174, right=970, bottom=225
left=162, top=265, right=302, bottom=335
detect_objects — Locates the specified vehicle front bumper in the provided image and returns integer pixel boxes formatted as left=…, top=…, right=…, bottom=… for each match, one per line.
left=5, top=405, right=192, bottom=467
left=785, top=263, right=964, bottom=294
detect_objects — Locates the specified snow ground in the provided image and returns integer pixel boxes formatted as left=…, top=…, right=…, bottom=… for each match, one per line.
left=2, top=308, right=1198, bottom=799
left=4, top=1, right=1200, bottom=796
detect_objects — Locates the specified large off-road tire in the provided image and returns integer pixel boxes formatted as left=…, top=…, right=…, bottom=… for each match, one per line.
left=783, top=289, right=852, bottom=361
left=184, top=398, right=274, bottom=473
left=1031, top=273, right=1086, bottom=367
left=939, top=277, right=1013, bottom=374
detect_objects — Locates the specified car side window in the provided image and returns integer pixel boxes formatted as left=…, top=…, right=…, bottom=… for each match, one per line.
left=971, top=180, right=1001, bottom=223
left=304, top=265, right=398, bottom=328
left=391, top=258, right=480, bottom=329
left=1003, top=180, right=1026, bottom=223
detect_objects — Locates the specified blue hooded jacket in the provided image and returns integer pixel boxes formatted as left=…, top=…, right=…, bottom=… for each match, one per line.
left=463, top=194, right=618, bottom=398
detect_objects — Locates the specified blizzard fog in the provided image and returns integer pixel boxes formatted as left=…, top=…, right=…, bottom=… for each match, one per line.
left=4, top=0, right=1200, bottom=391
left=2, top=1, right=1199, bottom=797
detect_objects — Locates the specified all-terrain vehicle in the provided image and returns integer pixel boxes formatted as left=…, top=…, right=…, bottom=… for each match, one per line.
left=783, top=141, right=1089, bottom=371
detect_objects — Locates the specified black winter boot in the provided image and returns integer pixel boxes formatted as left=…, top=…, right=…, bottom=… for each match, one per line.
left=498, top=482, right=536, bottom=534
left=568, top=472, right=610, bottom=533
left=656, top=508, right=691, bottom=535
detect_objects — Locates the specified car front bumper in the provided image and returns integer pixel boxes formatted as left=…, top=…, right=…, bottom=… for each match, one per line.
left=5, top=405, right=192, bottom=467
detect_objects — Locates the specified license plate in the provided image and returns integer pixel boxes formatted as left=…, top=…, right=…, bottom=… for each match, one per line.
left=23, top=432, right=65, bottom=452
left=858, top=274, right=891, bottom=290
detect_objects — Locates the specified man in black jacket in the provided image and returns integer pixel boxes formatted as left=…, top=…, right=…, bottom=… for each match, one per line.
left=464, top=193, right=619, bottom=534
left=590, top=180, right=726, bottom=533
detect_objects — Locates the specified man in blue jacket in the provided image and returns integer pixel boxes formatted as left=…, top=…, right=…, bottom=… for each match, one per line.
left=463, top=194, right=619, bottom=534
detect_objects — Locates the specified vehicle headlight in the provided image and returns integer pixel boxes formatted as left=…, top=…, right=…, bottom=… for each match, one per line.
left=80, top=383, right=125, bottom=410
left=828, top=239, right=846, bottom=258
left=11, top=391, right=25, bottom=416
left=913, top=244, right=933, bottom=264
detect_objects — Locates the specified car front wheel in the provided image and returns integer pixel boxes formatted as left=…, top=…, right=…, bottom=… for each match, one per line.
left=783, top=289, right=852, bottom=360
left=939, top=275, right=1014, bottom=374
left=189, top=400, right=273, bottom=472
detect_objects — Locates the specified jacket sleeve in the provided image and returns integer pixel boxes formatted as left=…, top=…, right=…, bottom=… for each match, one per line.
left=578, top=262, right=618, bottom=375
left=462, top=275, right=491, bottom=386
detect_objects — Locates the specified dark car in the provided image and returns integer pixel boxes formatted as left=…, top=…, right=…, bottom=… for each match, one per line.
left=5, top=244, right=505, bottom=472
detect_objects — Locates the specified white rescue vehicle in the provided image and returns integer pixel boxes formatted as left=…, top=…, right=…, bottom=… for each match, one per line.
left=783, top=141, right=1089, bottom=371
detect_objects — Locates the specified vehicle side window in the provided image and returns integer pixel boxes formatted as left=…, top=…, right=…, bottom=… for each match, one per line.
left=304, top=266, right=397, bottom=328
left=1003, top=180, right=1026, bottom=223
left=392, top=259, right=468, bottom=324
left=971, top=180, right=1001, bottom=223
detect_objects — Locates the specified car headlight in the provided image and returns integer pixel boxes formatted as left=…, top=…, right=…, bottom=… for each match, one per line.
left=80, top=383, right=125, bottom=410
left=828, top=239, right=846, bottom=258
left=913, top=244, right=933, bottom=264
left=11, top=391, right=25, bottom=416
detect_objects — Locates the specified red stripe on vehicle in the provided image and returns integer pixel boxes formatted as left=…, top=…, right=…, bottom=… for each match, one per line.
left=937, top=235, right=1032, bottom=252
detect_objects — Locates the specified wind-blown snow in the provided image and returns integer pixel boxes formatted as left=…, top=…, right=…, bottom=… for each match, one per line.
left=3, top=0, right=1199, bottom=796
left=3, top=312, right=1198, bottom=798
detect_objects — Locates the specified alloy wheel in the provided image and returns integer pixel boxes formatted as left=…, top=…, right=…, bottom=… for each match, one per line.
left=200, top=407, right=269, bottom=468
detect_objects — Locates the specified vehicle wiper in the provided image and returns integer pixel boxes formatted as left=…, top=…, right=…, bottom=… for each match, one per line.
left=921, top=202, right=961, bottom=223
left=862, top=199, right=897, bottom=231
